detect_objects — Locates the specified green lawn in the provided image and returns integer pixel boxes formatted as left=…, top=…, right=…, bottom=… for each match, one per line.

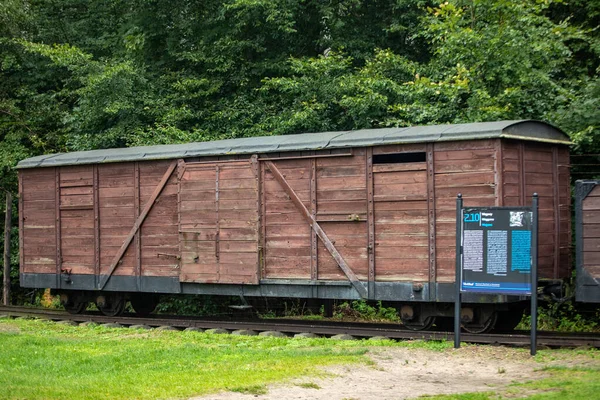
left=0, top=318, right=418, bottom=400
left=1, top=318, right=597, bottom=400
left=511, top=366, right=600, bottom=399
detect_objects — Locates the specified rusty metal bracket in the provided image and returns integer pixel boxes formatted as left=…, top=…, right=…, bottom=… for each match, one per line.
left=157, top=253, right=181, bottom=260
left=264, top=161, right=368, bottom=298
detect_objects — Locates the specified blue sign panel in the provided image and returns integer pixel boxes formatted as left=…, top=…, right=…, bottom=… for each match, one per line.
left=461, top=207, right=532, bottom=295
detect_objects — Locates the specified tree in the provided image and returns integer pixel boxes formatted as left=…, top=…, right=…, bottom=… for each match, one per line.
left=1, top=0, right=599, bottom=158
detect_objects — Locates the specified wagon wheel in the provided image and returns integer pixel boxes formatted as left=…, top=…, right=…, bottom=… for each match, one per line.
left=97, top=295, right=125, bottom=317
left=401, top=316, right=436, bottom=331
left=130, top=295, right=159, bottom=317
left=64, top=301, right=88, bottom=315
left=462, top=312, right=497, bottom=334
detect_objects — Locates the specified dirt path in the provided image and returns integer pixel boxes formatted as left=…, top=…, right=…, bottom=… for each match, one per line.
left=193, top=345, right=598, bottom=400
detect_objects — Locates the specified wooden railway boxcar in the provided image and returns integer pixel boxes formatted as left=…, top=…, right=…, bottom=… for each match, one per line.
left=575, top=181, right=600, bottom=303
left=17, top=120, right=571, bottom=331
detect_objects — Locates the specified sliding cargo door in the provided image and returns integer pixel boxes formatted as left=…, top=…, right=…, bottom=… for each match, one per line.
left=178, top=160, right=259, bottom=284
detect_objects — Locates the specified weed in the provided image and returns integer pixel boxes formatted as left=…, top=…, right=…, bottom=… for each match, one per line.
left=230, top=385, right=268, bottom=395
left=517, top=301, right=599, bottom=333
left=301, top=314, right=325, bottom=321
left=296, top=382, right=321, bottom=389
left=283, top=299, right=308, bottom=317
left=40, top=289, right=61, bottom=308
left=258, top=310, right=276, bottom=319
left=255, top=298, right=325, bottom=319
left=155, top=294, right=235, bottom=315
left=418, top=393, right=494, bottom=399
left=333, top=300, right=400, bottom=322
left=497, top=367, right=506, bottom=374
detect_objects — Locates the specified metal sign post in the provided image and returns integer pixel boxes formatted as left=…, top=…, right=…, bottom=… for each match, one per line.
left=454, top=194, right=462, bottom=349
left=530, top=194, right=538, bottom=356
left=454, top=194, right=538, bottom=354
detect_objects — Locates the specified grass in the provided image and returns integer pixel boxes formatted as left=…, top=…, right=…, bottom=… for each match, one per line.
left=511, top=366, right=600, bottom=399
left=516, top=302, right=599, bottom=333
left=333, top=300, right=400, bottom=322
left=419, top=365, right=600, bottom=399
left=296, top=382, right=321, bottom=389
left=0, top=319, right=361, bottom=399
left=0, top=318, right=448, bottom=400
left=258, top=299, right=401, bottom=323
left=229, top=384, right=268, bottom=395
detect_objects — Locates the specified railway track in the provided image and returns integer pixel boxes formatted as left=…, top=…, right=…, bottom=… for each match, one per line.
left=1, top=305, right=598, bottom=349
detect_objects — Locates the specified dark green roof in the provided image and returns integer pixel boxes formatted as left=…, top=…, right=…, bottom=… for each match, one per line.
left=17, top=120, right=570, bottom=169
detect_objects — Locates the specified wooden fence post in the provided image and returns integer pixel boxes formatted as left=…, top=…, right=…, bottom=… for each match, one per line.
left=3, top=192, right=12, bottom=306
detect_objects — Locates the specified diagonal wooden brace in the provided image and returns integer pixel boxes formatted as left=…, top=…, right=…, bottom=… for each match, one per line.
left=98, top=160, right=178, bottom=290
left=265, top=161, right=368, bottom=298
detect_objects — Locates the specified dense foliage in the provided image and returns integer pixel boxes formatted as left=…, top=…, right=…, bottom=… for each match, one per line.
left=1, top=1, right=599, bottom=298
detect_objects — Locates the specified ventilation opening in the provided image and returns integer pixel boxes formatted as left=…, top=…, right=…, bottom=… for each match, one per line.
left=373, top=152, right=426, bottom=164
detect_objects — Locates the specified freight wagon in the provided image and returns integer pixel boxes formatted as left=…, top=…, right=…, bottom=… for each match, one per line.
left=17, top=120, right=572, bottom=332
left=575, top=181, right=600, bottom=304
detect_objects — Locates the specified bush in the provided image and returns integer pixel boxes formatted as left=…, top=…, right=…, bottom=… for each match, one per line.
left=518, top=301, right=599, bottom=332
left=333, top=300, right=399, bottom=322
left=155, top=295, right=235, bottom=316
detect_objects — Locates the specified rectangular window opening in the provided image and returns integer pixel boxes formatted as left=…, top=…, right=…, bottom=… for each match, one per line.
left=373, top=152, right=426, bottom=164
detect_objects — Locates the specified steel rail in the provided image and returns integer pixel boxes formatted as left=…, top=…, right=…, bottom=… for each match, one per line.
left=1, top=306, right=598, bottom=348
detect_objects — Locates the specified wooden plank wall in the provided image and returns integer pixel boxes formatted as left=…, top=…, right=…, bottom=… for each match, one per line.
left=261, top=151, right=368, bottom=281
left=179, top=164, right=218, bottom=282
left=582, top=185, right=600, bottom=282
left=68, top=161, right=179, bottom=279
left=316, top=150, right=368, bottom=280
left=502, top=141, right=570, bottom=280
left=139, top=161, right=179, bottom=277
left=59, top=166, right=94, bottom=275
left=522, top=145, right=555, bottom=276
left=98, top=163, right=137, bottom=276
left=523, top=143, right=568, bottom=280
left=557, top=147, right=571, bottom=278
left=20, top=168, right=57, bottom=274
left=179, top=161, right=259, bottom=284
left=372, top=144, right=428, bottom=282
left=434, top=140, right=497, bottom=282
left=263, top=158, right=312, bottom=279
left=501, top=141, right=523, bottom=207
left=21, top=161, right=181, bottom=280
left=215, top=161, right=259, bottom=284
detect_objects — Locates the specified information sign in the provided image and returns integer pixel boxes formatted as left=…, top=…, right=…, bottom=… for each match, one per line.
left=461, top=207, right=533, bottom=295
left=454, top=195, right=539, bottom=355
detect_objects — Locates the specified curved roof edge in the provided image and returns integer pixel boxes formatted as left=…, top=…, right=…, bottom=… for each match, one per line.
left=17, top=120, right=570, bottom=169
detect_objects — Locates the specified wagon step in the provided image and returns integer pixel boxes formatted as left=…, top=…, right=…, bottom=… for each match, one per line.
left=228, top=295, right=253, bottom=310
left=228, top=305, right=253, bottom=310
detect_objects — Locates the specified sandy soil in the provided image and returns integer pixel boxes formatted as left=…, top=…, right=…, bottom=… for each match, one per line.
left=192, top=344, right=599, bottom=400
